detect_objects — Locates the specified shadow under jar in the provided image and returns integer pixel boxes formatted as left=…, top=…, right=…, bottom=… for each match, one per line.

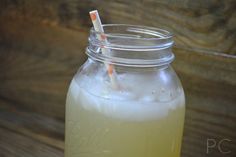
left=65, top=24, right=185, bottom=157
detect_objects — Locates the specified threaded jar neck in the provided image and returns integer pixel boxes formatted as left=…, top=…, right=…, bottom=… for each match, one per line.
left=87, top=24, right=174, bottom=67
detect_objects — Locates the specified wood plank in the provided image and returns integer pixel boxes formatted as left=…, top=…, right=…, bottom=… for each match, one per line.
left=0, top=127, right=63, bottom=157
left=1, top=0, right=235, bottom=54
left=0, top=15, right=88, bottom=119
left=0, top=100, right=64, bottom=156
left=0, top=100, right=65, bottom=150
left=173, top=47, right=236, bottom=157
left=182, top=94, right=236, bottom=157
left=173, top=46, right=236, bottom=100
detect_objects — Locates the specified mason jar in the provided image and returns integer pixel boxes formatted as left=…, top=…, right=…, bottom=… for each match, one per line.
left=65, top=24, right=185, bottom=157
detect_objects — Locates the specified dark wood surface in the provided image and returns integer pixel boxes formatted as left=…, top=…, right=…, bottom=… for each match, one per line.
left=0, top=0, right=236, bottom=157
left=0, top=101, right=64, bottom=157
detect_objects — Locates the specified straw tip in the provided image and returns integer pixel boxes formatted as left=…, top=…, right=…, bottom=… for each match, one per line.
left=89, top=10, right=98, bottom=21
left=89, top=10, right=98, bottom=14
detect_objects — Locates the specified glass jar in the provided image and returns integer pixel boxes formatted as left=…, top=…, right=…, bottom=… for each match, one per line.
left=65, top=24, right=185, bottom=157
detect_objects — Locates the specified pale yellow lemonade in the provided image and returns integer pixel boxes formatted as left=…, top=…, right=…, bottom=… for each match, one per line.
left=65, top=71, right=185, bottom=157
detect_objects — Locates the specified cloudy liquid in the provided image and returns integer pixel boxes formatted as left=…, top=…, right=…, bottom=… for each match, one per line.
left=65, top=75, right=185, bottom=157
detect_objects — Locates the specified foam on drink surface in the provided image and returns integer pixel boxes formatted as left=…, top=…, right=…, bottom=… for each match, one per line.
left=69, top=71, right=185, bottom=122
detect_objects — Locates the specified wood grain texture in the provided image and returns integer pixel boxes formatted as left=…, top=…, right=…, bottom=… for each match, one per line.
left=0, top=100, right=65, bottom=150
left=173, top=47, right=236, bottom=157
left=0, top=127, right=63, bottom=157
left=91, top=0, right=236, bottom=54
left=0, top=0, right=235, bottom=54
left=0, top=0, right=236, bottom=157
left=0, top=102, right=64, bottom=157
left=0, top=13, right=88, bottom=119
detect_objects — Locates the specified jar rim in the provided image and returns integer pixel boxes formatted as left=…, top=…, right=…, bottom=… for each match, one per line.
left=87, top=24, right=175, bottom=67
left=90, top=24, right=173, bottom=41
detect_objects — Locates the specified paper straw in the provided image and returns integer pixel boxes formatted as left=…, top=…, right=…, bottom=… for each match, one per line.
left=89, top=10, right=118, bottom=88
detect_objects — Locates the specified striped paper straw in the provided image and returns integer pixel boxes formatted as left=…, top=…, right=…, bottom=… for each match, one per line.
left=89, top=10, right=118, bottom=88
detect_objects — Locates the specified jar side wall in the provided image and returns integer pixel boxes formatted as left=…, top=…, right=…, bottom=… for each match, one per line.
left=65, top=59, right=185, bottom=157
left=72, top=59, right=184, bottom=104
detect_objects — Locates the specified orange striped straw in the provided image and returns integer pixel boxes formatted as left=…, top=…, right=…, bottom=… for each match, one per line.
left=89, top=10, right=118, bottom=88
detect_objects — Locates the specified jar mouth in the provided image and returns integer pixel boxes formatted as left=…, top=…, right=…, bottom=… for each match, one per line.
left=89, top=24, right=174, bottom=50
left=91, top=24, right=173, bottom=40
left=87, top=24, right=174, bottom=67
